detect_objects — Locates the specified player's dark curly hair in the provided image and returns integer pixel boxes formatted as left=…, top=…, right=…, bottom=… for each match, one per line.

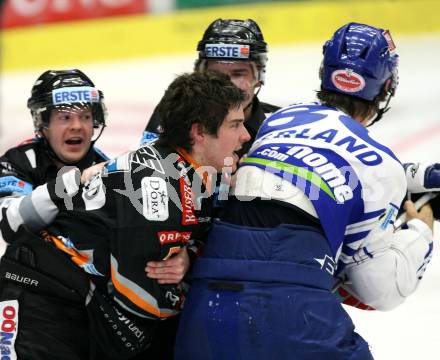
left=156, top=70, right=245, bottom=152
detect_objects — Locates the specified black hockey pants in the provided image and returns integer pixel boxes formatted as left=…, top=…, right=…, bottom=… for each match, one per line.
left=0, top=227, right=154, bottom=360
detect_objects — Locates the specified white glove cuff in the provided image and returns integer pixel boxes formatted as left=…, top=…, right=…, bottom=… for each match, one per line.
left=406, top=163, right=429, bottom=193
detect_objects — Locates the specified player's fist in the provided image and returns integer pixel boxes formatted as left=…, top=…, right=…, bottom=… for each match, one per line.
left=404, top=200, right=434, bottom=231
left=81, top=162, right=107, bottom=185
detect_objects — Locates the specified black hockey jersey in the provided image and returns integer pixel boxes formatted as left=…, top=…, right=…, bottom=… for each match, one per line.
left=0, top=138, right=108, bottom=243
left=49, top=142, right=214, bottom=319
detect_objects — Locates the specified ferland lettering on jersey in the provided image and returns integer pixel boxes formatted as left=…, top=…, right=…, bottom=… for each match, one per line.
left=261, top=127, right=382, bottom=166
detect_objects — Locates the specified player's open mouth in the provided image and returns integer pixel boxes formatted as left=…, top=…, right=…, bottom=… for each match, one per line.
left=65, top=138, right=83, bottom=145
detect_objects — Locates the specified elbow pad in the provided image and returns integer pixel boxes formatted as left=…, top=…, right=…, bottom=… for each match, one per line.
left=345, top=219, right=432, bottom=311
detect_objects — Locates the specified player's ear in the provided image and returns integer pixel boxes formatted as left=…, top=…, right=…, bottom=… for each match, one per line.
left=376, top=79, right=392, bottom=103
left=384, top=78, right=392, bottom=94
left=190, top=123, right=205, bottom=144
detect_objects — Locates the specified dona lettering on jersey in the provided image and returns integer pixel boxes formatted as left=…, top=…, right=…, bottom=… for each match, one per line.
left=142, top=177, right=169, bottom=221
left=0, top=300, right=19, bottom=360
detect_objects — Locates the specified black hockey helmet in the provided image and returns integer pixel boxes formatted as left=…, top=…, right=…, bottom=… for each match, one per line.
left=195, top=18, right=268, bottom=83
left=27, top=69, right=107, bottom=134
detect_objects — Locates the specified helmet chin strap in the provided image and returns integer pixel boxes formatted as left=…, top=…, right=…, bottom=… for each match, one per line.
left=91, top=124, right=106, bottom=144
left=243, top=83, right=261, bottom=112
left=367, top=90, right=393, bottom=127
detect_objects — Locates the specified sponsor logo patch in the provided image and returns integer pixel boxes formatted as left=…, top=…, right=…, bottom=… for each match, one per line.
left=380, top=205, right=397, bottom=230
left=0, top=300, right=19, bottom=360
left=157, top=231, right=191, bottom=245
left=179, top=177, right=198, bottom=225
left=331, top=69, right=365, bottom=93
left=205, top=43, right=250, bottom=59
left=314, top=254, right=336, bottom=276
left=52, top=86, right=99, bottom=105
left=409, top=163, right=420, bottom=178
left=382, top=30, right=396, bottom=52
left=0, top=176, right=32, bottom=195
left=142, top=177, right=169, bottom=221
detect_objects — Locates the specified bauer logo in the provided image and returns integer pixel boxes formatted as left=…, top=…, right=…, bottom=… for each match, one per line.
left=5, top=272, right=38, bottom=287
left=205, top=44, right=250, bottom=59
left=142, top=177, right=169, bottom=221
left=0, top=300, right=19, bottom=360
left=52, top=86, right=99, bottom=105
left=331, top=69, right=365, bottom=93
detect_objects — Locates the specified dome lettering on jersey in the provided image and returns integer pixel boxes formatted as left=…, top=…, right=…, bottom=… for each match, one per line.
left=255, top=104, right=383, bottom=166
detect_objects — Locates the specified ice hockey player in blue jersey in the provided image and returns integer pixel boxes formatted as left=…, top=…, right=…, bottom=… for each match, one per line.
left=174, top=22, right=434, bottom=359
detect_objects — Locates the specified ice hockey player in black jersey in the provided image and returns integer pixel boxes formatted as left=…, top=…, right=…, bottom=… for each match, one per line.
left=0, top=69, right=108, bottom=247
left=0, top=69, right=108, bottom=359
